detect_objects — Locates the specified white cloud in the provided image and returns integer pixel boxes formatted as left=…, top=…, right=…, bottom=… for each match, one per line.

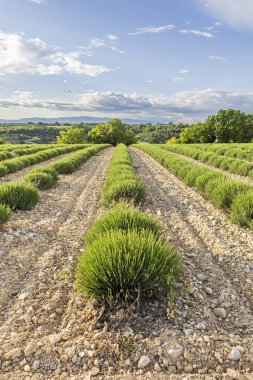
left=77, top=34, right=122, bottom=56
left=180, top=29, right=214, bottom=38
left=0, top=31, right=111, bottom=77
left=2, top=88, right=252, bottom=122
left=172, top=77, right=185, bottom=82
left=208, top=55, right=226, bottom=60
left=128, top=25, right=175, bottom=36
left=179, top=68, right=189, bottom=74
left=196, top=0, right=253, bottom=30
left=28, top=0, right=48, bottom=3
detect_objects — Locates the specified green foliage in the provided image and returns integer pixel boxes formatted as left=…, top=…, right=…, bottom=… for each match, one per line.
left=24, top=172, right=57, bottom=190
left=166, top=137, right=180, bottom=144
left=0, top=138, right=6, bottom=144
left=180, top=122, right=216, bottom=144
left=89, top=119, right=136, bottom=146
left=57, top=127, right=86, bottom=144
left=231, top=191, right=253, bottom=229
left=0, top=182, right=39, bottom=210
left=102, top=144, right=145, bottom=206
left=85, top=204, right=160, bottom=246
left=0, top=204, right=12, bottom=225
left=0, top=164, right=8, bottom=177
left=210, top=181, right=251, bottom=209
left=77, top=228, right=180, bottom=303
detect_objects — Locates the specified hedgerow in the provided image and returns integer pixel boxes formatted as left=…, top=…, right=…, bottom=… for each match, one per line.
left=102, top=144, right=145, bottom=206
left=134, top=144, right=253, bottom=229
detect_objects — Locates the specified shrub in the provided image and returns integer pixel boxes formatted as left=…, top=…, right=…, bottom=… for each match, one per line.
left=85, top=204, right=161, bottom=245
left=0, top=182, right=39, bottom=210
left=0, top=204, right=12, bottom=225
left=24, top=172, right=57, bottom=190
left=210, top=181, right=251, bottom=209
left=49, top=161, right=75, bottom=174
left=76, top=229, right=180, bottom=303
left=194, top=172, right=225, bottom=192
left=29, top=167, right=59, bottom=181
left=230, top=191, right=253, bottom=229
left=0, top=164, right=8, bottom=177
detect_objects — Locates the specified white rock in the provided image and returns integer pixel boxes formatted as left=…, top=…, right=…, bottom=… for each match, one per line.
left=205, top=287, right=213, bottom=295
left=197, top=273, right=205, bottom=281
left=48, top=333, right=62, bottom=345
left=138, top=356, right=151, bottom=369
left=196, top=322, right=206, bottom=330
left=24, top=343, right=37, bottom=356
left=167, top=345, right=184, bottom=360
left=227, top=347, right=241, bottom=361
left=214, top=307, right=226, bottom=319
left=90, top=367, right=100, bottom=376
left=18, top=292, right=29, bottom=300
left=183, top=328, right=194, bottom=336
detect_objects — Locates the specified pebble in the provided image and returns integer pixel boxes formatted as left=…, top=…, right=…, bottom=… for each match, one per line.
left=196, top=322, right=206, bottom=330
left=90, top=367, right=100, bottom=376
left=24, top=343, right=37, bottom=356
left=167, top=345, right=183, bottom=360
left=205, top=287, right=213, bottom=295
left=18, top=292, right=29, bottom=300
left=48, top=333, right=62, bottom=345
left=213, top=307, right=227, bottom=319
left=227, top=347, right=241, bottom=361
left=138, top=356, right=151, bottom=369
left=197, top=273, right=205, bottom=281
left=4, top=347, right=22, bottom=360
left=94, top=331, right=107, bottom=340
left=183, top=328, right=194, bottom=336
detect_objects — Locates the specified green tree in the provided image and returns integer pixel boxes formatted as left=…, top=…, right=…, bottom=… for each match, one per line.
left=57, top=127, right=86, bottom=144
left=88, top=119, right=136, bottom=146
left=166, top=137, right=180, bottom=144
left=180, top=122, right=215, bottom=143
left=0, top=137, right=6, bottom=144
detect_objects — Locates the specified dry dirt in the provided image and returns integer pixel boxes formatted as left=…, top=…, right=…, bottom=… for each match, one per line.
left=0, top=146, right=253, bottom=380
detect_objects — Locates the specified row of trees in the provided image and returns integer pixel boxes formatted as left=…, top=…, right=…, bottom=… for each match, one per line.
left=57, top=119, right=136, bottom=146
left=168, top=109, right=253, bottom=144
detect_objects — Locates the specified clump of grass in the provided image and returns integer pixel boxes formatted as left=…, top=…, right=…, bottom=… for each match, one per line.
left=0, top=164, right=8, bottom=177
left=230, top=190, right=253, bottom=229
left=24, top=172, right=57, bottom=190
left=210, top=181, right=251, bottom=209
left=0, top=182, right=39, bottom=210
left=85, top=204, right=161, bottom=245
left=0, top=204, right=12, bottom=225
left=76, top=229, right=180, bottom=303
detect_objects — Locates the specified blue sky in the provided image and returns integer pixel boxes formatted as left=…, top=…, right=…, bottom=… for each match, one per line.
left=0, top=0, right=253, bottom=122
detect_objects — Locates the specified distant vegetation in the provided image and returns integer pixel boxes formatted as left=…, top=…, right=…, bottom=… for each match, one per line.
left=168, top=109, right=253, bottom=144
left=0, top=109, right=253, bottom=145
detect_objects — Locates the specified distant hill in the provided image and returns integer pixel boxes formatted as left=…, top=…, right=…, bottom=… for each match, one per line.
left=0, top=116, right=155, bottom=124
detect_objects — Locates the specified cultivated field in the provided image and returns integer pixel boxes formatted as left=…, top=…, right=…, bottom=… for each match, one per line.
left=0, top=143, right=253, bottom=380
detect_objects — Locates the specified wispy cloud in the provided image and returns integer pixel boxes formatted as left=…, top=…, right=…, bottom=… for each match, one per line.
left=179, top=29, right=214, bottom=38
left=76, top=34, right=123, bottom=56
left=0, top=31, right=111, bottom=77
left=172, top=77, right=185, bottom=82
left=179, top=68, right=189, bottom=74
left=197, top=0, right=253, bottom=30
left=2, top=89, right=253, bottom=122
left=128, top=25, right=175, bottom=36
left=208, top=55, right=226, bottom=60
left=28, top=0, right=48, bottom=4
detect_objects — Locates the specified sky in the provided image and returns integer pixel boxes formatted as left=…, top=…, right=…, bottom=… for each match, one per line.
left=0, top=0, right=253, bottom=122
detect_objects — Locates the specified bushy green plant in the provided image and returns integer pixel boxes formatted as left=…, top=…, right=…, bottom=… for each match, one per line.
left=76, top=229, right=180, bottom=303
left=210, top=181, right=251, bottom=208
left=0, top=204, right=12, bottom=225
left=0, top=164, right=8, bottom=177
left=0, top=182, right=39, bottom=210
left=231, top=191, right=253, bottom=229
left=85, top=204, right=161, bottom=245
left=24, top=172, right=57, bottom=190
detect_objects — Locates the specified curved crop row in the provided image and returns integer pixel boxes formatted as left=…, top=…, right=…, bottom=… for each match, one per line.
left=191, top=143, right=253, bottom=161
left=0, top=144, right=110, bottom=225
left=0, top=144, right=89, bottom=177
left=102, top=144, right=145, bottom=206
left=134, top=144, right=253, bottom=230
left=160, top=144, right=253, bottom=178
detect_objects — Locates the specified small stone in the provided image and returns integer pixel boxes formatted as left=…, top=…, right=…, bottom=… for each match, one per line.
left=48, top=333, right=62, bottom=345
left=196, top=322, right=206, bottom=330
left=197, top=273, right=205, bottom=281
left=18, top=292, right=29, bottom=300
left=94, top=331, right=107, bottom=340
left=167, top=346, right=183, bottom=360
left=4, top=348, right=22, bottom=360
left=227, top=347, right=241, bottom=361
left=154, top=362, right=161, bottom=372
left=138, top=356, right=151, bottom=369
left=24, top=364, right=31, bottom=372
left=205, top=287, right=213, bottom=295
left=214, top=308, right=226, bottom=319
left=90, top=367, right=100, bottom=376
left=183, top=328, right=194, bottom=336
left=24, top=343, right=37, bottom=356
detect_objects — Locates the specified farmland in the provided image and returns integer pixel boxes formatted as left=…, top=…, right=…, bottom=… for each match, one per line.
left=0, top=142, right=253, bottom=380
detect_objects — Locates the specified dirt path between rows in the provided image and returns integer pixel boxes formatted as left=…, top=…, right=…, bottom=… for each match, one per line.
left=161, top=149, right=253, bottom=185
left=0, top=149, right=85, bottom=184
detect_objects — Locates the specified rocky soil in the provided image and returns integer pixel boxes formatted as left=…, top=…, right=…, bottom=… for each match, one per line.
left=0, top=146, right=253, bottom=380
